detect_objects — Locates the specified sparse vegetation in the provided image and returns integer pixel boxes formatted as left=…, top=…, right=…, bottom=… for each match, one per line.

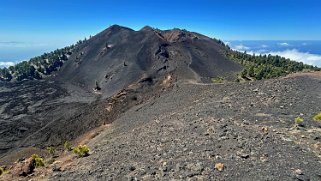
left=294, top=117, right=304, bottom=127
left=31, top=154, right=45, bottom=168
left=313, top=112, right=321, bottom=121
left=211, top=77, right=224, bottom=84
left=0, top=167, right=4, bottom=177
left=47, top=146, right=56, bottom=157
left=73, top=145, right=90, bottom=157
left=64, top=141, right=72, bottom=152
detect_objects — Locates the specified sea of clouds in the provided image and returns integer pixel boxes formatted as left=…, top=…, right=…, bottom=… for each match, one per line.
left=227, top=41, right=321, bottom=67
left=0, top=61, right=15, bottom=68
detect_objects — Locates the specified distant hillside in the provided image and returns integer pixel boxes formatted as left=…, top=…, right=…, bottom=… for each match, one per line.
left=224, top=45, right=320, bottom=80
left=0, top=39, right=88, bottom=81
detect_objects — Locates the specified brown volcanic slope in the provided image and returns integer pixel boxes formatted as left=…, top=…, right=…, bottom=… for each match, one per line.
left=0, top=25, right=241, bottom=166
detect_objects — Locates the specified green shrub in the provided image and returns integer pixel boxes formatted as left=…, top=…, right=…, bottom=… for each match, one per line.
left=35, top=157, right=45, bottom=167
left=64, top=141, right=72, bottom=152
left=32, top=154, right=45, bottom=168
left=211, top=77, right=224, bottom=84
left=313, top=112, right=321, bottom=121
left=294, top=117, right=304, bottom=126
left=46, top=146, right=56, bottom=157
left=73, top=145, right=90, bottom=157
left=0, top=167, right=4, bottom=177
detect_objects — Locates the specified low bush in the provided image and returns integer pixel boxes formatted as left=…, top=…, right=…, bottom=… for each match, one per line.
left=0, top=167, right=4, bottom=177
left=32, top=154, right=45, bottom=168
left=313, top=112, right=321, bottom=121
left=64, top=141, right=72, bottom=152
left=294, top=117, right=304, bottom=127
left=47, top=146, right=56, bottom=157
left=211, top=77, right=224, bottom=84
left=73, top=145, right=90, bottom=157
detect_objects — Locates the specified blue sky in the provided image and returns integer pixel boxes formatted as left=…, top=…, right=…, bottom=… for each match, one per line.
left=1, top=0, right=321, bottom=64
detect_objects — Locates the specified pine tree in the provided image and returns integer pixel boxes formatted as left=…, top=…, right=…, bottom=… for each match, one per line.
left=248, top=65, right=255, bottom=77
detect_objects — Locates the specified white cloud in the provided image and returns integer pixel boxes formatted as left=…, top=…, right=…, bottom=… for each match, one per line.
left=0, top=41, right=24, bottom=47
left=0, top=41, right=47, bottom=48
left=256, top=49, right=268, bottom=53
left=268, top=49, right=321, bottom=67
left=0, top=61, right=15, bottom=68
left=278, top=42, right=290, bottom=46
left=233, top=44, right=250, bottom=51
left=248, top=49, right=321, bottom=67
left=224, top=41, right=230, bottom=45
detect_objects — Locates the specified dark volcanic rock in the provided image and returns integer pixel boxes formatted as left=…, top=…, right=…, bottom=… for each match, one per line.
left=0, top=25, right=242, bottom=165
left=50, top=74, right=321, bottom=181
left=1, top=25, right=321, bottom=181
left=55, top=25, right=241, bottom=97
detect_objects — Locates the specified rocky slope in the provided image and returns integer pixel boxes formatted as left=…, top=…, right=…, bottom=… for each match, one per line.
left=1, top=25, right=321, bottom=181
left=47, top=72, right=321, bottom=181
left=0, top=25, right=241, bottom=166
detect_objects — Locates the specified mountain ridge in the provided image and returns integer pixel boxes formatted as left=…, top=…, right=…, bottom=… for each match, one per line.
left=1, top=25, right=319, bottom=84
left=1, top=25, right=321, bottom=180
left=0, top=25, right=242, bottom=165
